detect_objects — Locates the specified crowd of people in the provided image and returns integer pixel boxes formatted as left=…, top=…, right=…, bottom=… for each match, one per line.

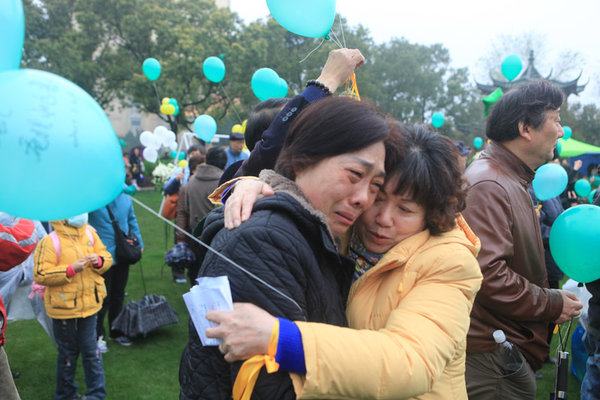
left=1, top=47, right=599, bottom=400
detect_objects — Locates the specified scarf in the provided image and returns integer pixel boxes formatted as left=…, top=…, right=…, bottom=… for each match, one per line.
left=349, top=230, right=383, bottom=281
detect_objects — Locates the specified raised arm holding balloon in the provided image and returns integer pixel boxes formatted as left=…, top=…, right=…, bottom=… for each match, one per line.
left=233, top=48, right=366, bottom=179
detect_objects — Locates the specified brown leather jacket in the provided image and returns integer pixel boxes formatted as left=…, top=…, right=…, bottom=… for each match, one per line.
left=463, top=141, right=563, bottom=370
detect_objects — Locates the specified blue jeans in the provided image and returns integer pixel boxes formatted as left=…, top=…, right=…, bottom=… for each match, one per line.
left=582, top=330, right=600, bottom=399
left=53, top=315, right=105, bottom=400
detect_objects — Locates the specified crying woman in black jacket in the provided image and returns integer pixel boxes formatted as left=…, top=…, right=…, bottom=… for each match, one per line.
left=178, top=93, right=398, bottom=399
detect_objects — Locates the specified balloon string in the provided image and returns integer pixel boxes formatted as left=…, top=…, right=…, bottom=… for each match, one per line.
left=218, top=82, right=243, bottom=123
left=299, top=39, right=326, bottom=64
left=152, top=82, right=162, bottom=110
left=327, top=31, right=344, bottom=49
left=338, top=14, right=347, bottom=48
left=129, top=195, right=303, bottom=313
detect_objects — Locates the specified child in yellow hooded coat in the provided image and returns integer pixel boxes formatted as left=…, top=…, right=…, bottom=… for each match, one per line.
left=34, top=214, right=113, bottom=400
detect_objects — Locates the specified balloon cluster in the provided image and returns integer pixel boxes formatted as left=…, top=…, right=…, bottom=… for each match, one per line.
left=251, top=68, right=288, bottom=101
left=140, top=126, right=177, bottom=163
left=160, top=97, right=180, bottom=116
left=0, top=0, right=124, bottom=220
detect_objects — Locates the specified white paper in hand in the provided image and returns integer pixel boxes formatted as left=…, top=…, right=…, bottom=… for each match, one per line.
left=182, top=276, right=233, bottom=346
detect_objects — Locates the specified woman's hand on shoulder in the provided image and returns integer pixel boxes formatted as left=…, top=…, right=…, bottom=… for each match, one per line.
left=206, top=302, right=276, bottom=362
left=224, top=180, right=274, bottom=230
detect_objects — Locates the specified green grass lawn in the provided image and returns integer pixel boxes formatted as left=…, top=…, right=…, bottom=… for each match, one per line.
left=4, top=189, right=584, bottom=399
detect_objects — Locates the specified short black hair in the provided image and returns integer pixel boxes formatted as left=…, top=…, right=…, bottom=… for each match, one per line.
left=206, top=147, right=227, bottom=170
left=275, top=97, right=389, bottom=180
left=187, top=144, right=206, bottom=156
left=245, top=98, right=289, bottom=151
left=486, top=80, right=564, bottom=142
left=188, top=154, right=205, bottom=174
left=388, top=123, right=467, bottom=235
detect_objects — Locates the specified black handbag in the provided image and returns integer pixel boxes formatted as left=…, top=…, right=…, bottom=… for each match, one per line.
left=105, top=205, right=142, bottom=265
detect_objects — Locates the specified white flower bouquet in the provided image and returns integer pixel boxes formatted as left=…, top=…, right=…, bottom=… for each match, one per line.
left=152, top=162, right=177, bottom=188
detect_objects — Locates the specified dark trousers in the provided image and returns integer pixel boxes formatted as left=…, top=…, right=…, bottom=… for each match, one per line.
left=53, top=315, right=105, bottom=400
left=466, top=351, right=536, bottom=400
left=96, top=262, right=130, bottom=339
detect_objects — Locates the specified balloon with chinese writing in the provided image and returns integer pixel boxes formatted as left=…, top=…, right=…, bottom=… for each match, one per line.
left=142, top=58, right=161, bottom=81
left=203, top=56, right=226, bottom=83
left=532, top=163, right=568, bottom=201
left=1, top=0, right=25, bottom=71
left=266, top=0, right=336, bottom=38
left=193, top=115, right=217, bottom=142
left=431, top=112, right=445, bottom=128
left=562, top=126, right=572, bottom=140
left=0, top=69, right=124, bottom=220
left=550, top=205, right=600, bottom=283
left=501, top=55, right=522, bottom=81
left=473, top=136, right=483, bottom=149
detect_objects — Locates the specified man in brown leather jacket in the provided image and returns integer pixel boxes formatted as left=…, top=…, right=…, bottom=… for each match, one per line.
left=463, top=80, right=583, bottom=399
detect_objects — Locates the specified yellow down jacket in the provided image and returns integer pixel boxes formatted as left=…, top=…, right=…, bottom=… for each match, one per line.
left=34, top=221, right=113, bottom=319
left=291, top=216, right=483, bottom=400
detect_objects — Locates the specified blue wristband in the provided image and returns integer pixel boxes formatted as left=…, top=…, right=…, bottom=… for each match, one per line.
left=275, top=317, right=306, bottom=374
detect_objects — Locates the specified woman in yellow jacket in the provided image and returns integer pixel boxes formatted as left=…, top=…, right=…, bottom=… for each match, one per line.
left=207, top=123, right=483, bottom=399
left=34, top=214, right=113, bottom=400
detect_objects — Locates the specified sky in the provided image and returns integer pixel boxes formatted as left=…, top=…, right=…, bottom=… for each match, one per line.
left=229, top=0, right=600, bottom=104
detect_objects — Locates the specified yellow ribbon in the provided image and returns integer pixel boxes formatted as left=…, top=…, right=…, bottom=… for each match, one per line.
left=232, top=319, right=280, bottom=400
left=345, top=71, right=361, bottom=101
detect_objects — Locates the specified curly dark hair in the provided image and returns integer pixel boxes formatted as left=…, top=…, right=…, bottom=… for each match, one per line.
left=388, top=123, right=467, bottom=235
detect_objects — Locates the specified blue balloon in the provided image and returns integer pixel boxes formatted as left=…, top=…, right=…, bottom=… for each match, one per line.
left=142, top=58, right=161, bottom=81
left=556, top=140, right=562, bottom=156
left=501, top=54, right=523, bottom=81
left=589, top=189, right=597, bottom=204
left=550, top=205, right=600, bottom=283
left=431, top=112, right=445, bottom=128
left=574, top=179, right=592, bottom=198
left=266, top=0, right=336, bottom=38
left=473, top=136, right=483, bottom=149
left=532, top=163, right=568, bottom=201
left=276, top=77, right=288, bottom=97
left=193, top=115, right=217, bottom=142
left=251, top=68, right=282, bottom=101
left=0, top=69, right=125, bottom=220
left=0, top=0, right=25, bottom=71
left=562, top=126, right=572, bottom=140
left=203, top=56, right=226, bottom=83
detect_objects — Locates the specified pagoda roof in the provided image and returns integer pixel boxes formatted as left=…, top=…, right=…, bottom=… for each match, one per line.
left=476, top=50, right=587, bottom=98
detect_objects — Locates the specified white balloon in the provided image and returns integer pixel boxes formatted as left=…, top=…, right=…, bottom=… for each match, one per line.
left=142, top=147, right=158, bottom=163
left=154, top=125, right=169, bottom=138
left=165, top=130, right=176, bottom=145
left=139, top=131, right=154, bottom=147
left=169, top=141, right=178, bottom=151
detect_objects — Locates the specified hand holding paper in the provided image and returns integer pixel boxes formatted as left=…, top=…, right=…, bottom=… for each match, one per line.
left=183, top=276, right=233, bottom=346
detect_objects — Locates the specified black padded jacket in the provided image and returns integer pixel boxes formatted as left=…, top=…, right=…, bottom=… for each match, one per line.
left=179, top=170, right=354, bottom=400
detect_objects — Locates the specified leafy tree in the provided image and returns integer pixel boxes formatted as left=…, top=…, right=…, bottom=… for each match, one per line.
left=561, top=102, right=600, bottom=146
